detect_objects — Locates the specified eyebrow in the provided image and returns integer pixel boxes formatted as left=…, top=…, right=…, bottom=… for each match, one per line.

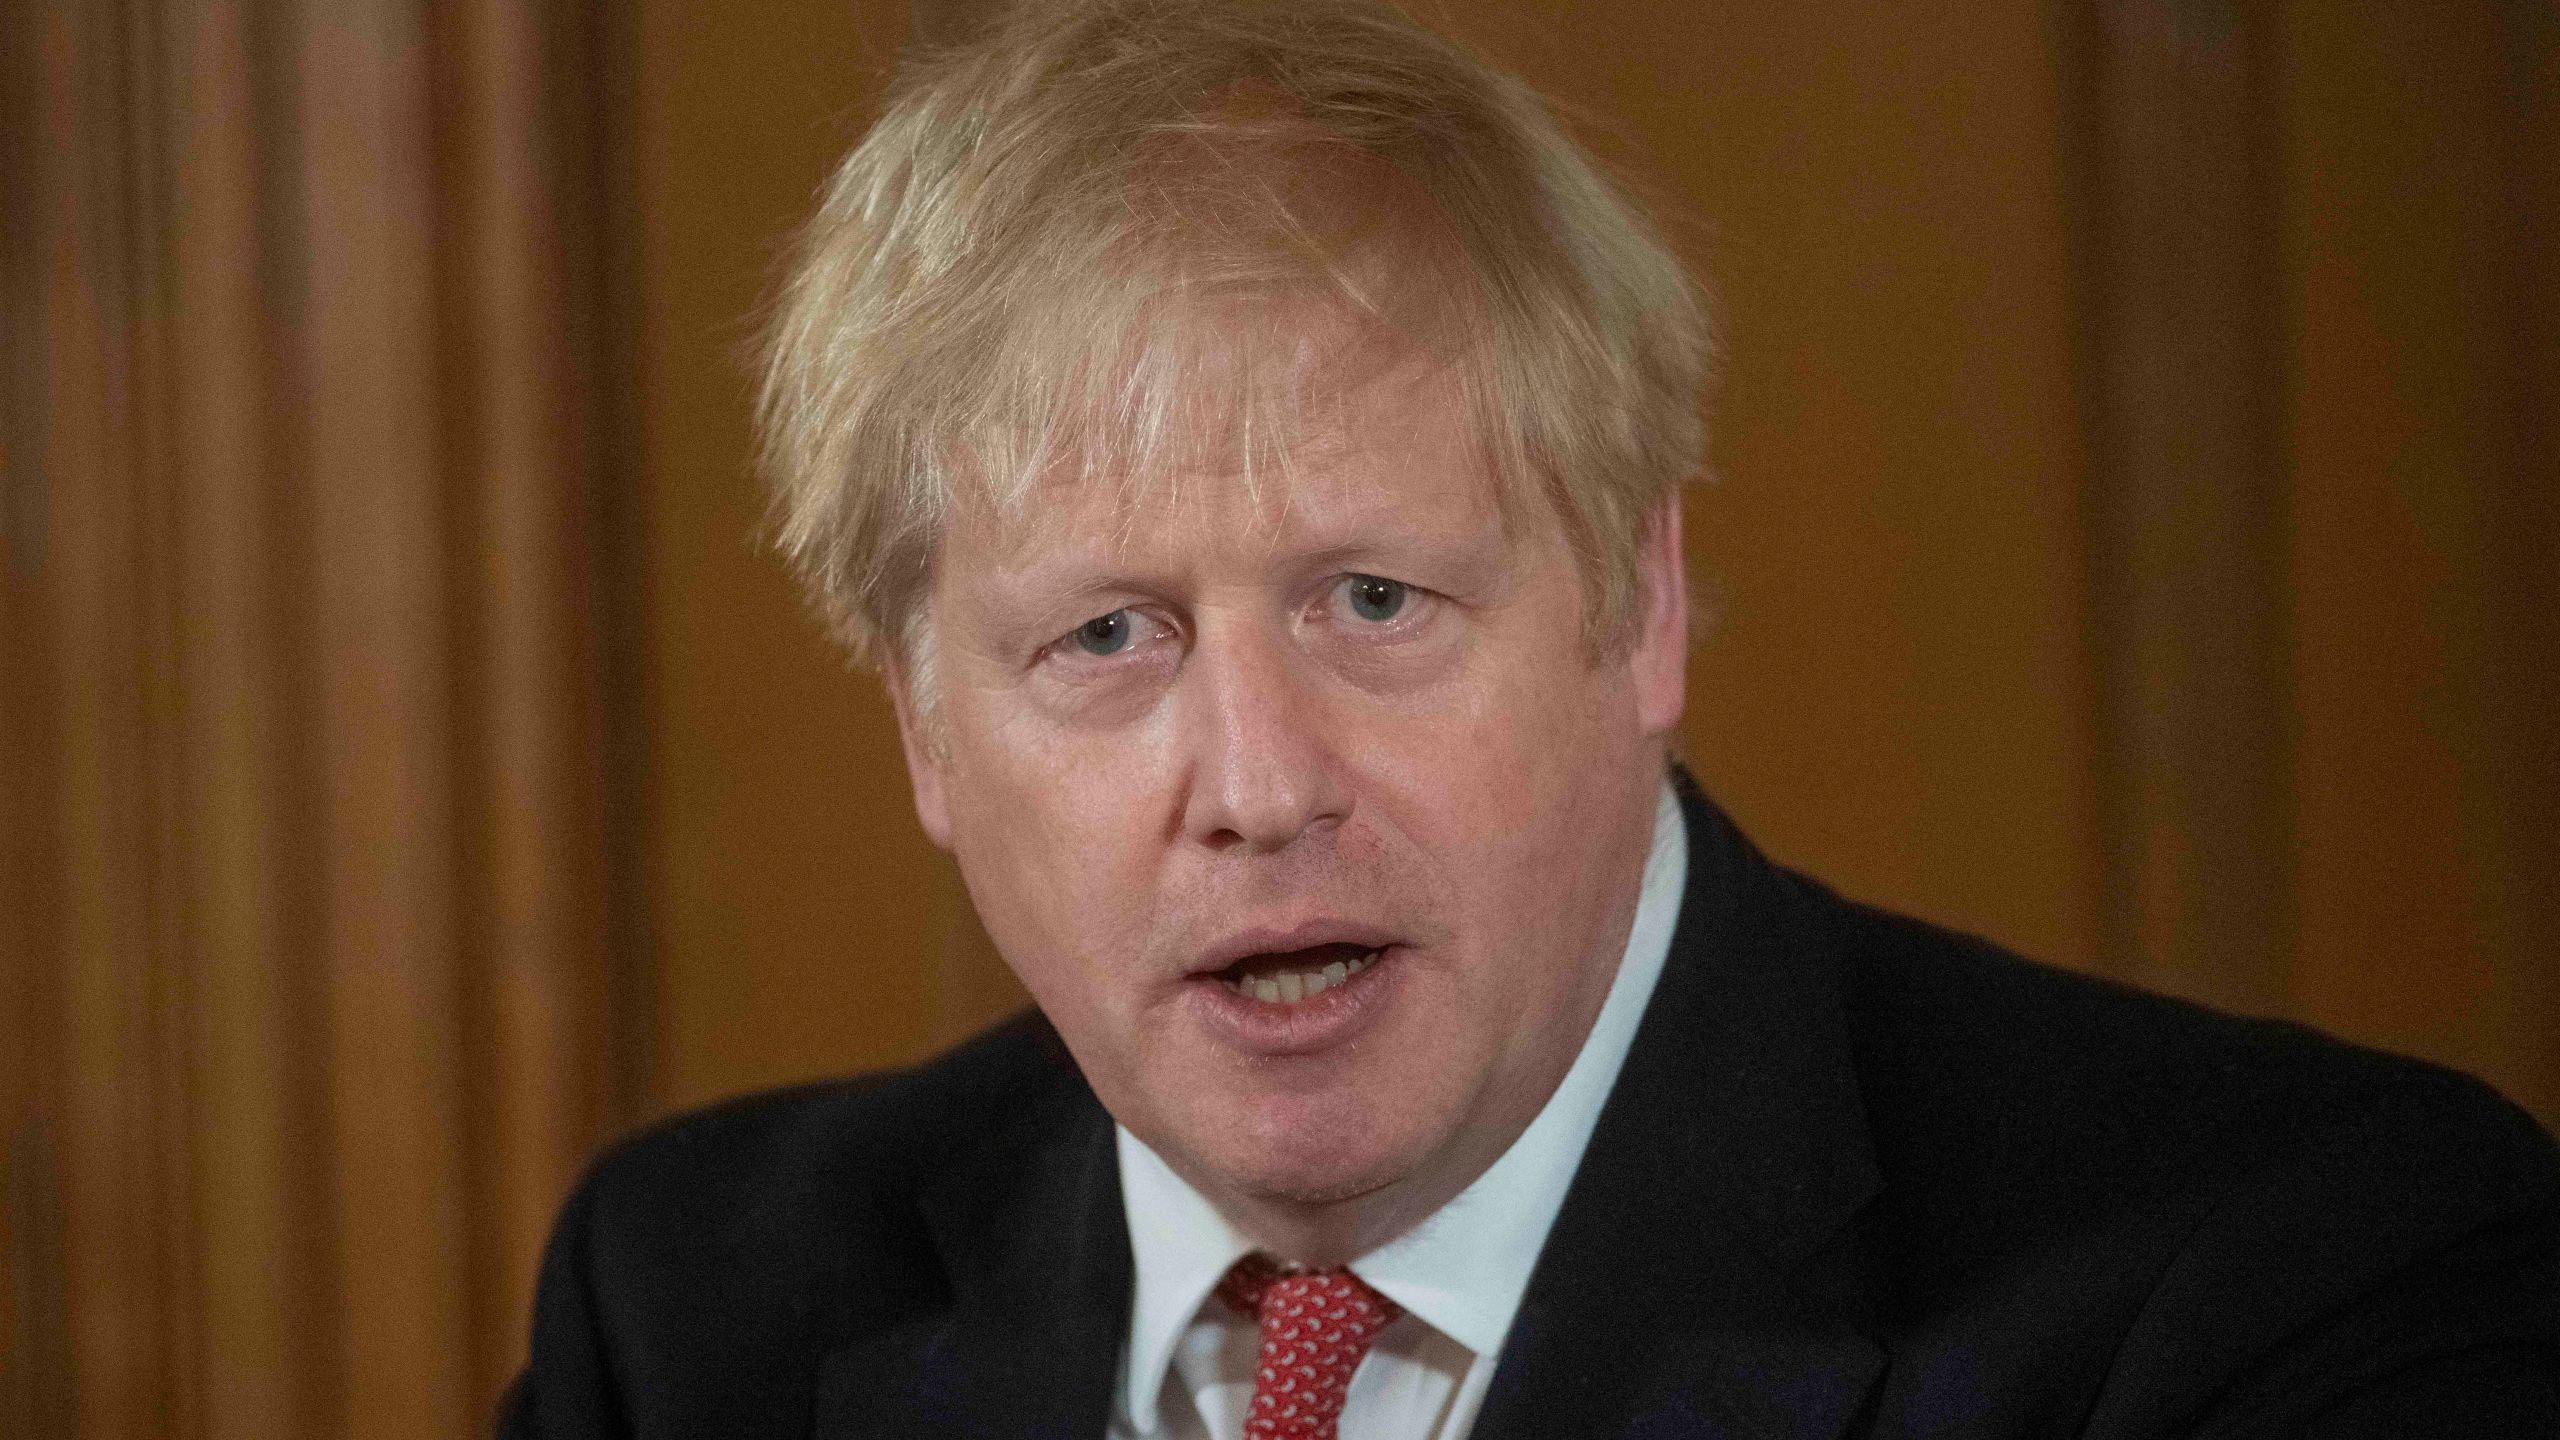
left=981, top=523, right=1511, bottom=624
left=963, top=573, right=1150, bottom=649
left=951, top=473, right=1517, bottom=631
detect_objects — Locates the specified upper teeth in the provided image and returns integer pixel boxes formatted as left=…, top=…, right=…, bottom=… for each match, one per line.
left=1232, top=948, right=1380, bottom=1004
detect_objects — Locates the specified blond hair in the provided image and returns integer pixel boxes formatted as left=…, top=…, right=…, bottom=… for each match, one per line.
left=755, top=0, right=1711, bottom=673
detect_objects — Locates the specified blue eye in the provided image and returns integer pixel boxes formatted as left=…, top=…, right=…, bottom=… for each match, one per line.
left=1073, top=610, right=1134, bottom=655
left=1344, top=575, right=1408, bottom=622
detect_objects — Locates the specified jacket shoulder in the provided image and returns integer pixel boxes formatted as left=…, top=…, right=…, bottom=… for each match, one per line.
left=576, top=1007, right=1070, bottom=1237
left=507, top=1010, right=1080, bottom=1438
left=1807, top=887, right=2560, bottom=1432
left=1822, top=891, right=2556, bottom=1210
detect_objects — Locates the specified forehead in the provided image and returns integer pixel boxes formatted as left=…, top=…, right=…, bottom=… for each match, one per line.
left=943, top=334, right=1516, bottom=584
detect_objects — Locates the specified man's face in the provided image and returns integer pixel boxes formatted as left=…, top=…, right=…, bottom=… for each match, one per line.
left=893, top=349, right=1686, bottom=1236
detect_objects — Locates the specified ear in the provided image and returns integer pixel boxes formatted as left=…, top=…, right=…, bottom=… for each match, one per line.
left=881, top=655, right=953, bottom=851
left=1629, top=494, right=1689, bottom=738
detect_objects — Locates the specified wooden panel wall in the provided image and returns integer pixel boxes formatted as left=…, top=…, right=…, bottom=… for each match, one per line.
left=2054, top=0, right=2557, bottom=1118
left=0, top=1, right=621, bottom=1435
left=2060, top=0, right=2560, bottom=1121
left=2070, top=0, right=2292, bottom=1017
left=2274, top=0, right=2559, bottom=1124
left=628, top=0, right=1024, bottom=1117
left=1445, top=0, right=2105, bottom=973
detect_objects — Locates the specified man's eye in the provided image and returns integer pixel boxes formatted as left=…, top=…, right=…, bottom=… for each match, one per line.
left=1341, top=574, right=1409, bottom=623
left=1070, top=609, right=1136, bottom=656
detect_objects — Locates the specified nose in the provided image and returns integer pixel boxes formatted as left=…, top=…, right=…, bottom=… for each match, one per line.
left=1176, top=617, right=1351, bottom=853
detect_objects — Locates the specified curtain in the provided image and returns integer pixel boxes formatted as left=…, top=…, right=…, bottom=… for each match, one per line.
left=1, top=1, right=624, bottom=1435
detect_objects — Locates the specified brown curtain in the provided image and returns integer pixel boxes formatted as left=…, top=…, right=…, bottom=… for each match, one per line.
left=1, top=1, right=622, bottom=1436
left=2072, top=0, right=2559, bottom=1116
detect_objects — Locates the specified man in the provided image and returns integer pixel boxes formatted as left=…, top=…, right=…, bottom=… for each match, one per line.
left=502, top=1, right=2560, bottom=1436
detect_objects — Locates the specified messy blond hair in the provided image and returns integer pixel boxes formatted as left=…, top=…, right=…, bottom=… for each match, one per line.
left=755, top=0, right=1711, bottom=672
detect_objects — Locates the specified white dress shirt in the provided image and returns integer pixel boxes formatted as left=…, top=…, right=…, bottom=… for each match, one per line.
left=1110, top=782, right=1689, bottom=1440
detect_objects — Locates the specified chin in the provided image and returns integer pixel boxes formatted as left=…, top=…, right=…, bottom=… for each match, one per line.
left=1206, top=1091, right=1439, bottom=1209
left=1235, top=1144, right=1403, bottom=1207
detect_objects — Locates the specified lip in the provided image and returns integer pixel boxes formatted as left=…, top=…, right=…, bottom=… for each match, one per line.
left=1181, top=941, right=1405, bottom=1058
left=1187, top=920, right=1404, bottom=979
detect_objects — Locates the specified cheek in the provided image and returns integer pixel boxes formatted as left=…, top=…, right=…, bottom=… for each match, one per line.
left=939, top=733, right=1167, bottom=1000
left=1373, top=649, right=1640, bottom=831
left=1362, top=653, right=1645, bottom=966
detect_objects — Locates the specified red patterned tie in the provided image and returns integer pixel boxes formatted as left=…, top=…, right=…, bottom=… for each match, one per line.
left=1215, top=1254, right=1404, bottom=1440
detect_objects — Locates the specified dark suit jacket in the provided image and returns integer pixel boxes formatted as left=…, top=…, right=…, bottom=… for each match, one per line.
left=501, top=777, right=2560, bottom=1438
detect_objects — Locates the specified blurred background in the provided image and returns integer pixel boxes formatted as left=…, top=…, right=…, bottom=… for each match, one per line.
left=3, top=0, right=2552, bottom=1434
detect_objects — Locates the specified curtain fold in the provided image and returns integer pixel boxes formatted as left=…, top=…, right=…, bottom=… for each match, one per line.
left=2, top=2, right=620, bottom=1436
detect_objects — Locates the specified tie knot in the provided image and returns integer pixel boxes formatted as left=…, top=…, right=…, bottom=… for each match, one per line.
left=1215, top=1255, right=1402, bottom=1439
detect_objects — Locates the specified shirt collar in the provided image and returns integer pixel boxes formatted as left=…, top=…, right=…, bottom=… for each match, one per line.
left=1115, top=781, right=1690, bottom=1432
left=1116, top=1127, right=1258, bottom=1435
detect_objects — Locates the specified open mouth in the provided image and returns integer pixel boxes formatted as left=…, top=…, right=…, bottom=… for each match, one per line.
left=1211, top=942, right=1384, bottom=1004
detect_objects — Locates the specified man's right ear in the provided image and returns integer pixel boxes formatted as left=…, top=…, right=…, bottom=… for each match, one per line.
left=881, top=657, right=953, bottom=851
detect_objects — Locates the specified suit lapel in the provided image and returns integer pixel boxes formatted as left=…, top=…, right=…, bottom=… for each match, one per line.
left=1468, top=774, right=1886, bottom=1440
left=811, top=1034, right=1131, bottom=1440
